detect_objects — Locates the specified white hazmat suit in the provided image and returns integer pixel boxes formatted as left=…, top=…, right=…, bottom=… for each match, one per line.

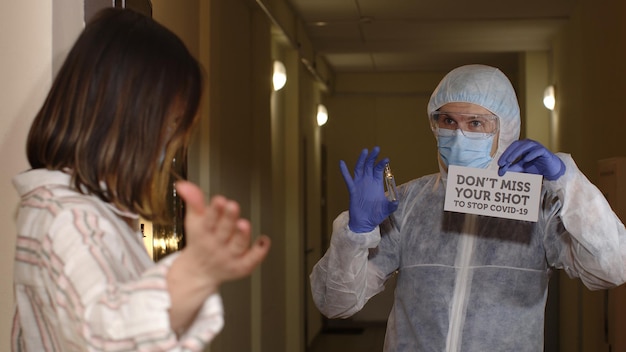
left=310, top=64, right=626, bottom=351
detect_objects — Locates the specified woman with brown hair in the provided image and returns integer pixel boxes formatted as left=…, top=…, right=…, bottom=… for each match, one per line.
left=12, top=8, right=270, bottom=351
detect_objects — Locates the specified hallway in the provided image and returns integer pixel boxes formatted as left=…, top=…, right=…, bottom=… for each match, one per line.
left=308, top=322, right=386, bottom=352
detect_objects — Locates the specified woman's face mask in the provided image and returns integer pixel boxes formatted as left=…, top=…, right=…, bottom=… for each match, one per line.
left=437, top=129, right=495, bottom=169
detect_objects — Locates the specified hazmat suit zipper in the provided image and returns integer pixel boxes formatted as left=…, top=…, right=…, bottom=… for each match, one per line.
left=445, top=214, right=478, bottom=352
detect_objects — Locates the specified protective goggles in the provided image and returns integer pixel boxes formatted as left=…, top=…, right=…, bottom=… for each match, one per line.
left=430, top=111, right=499, bottom=140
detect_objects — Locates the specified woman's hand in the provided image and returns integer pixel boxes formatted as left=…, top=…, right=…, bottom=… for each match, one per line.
left=167, top=181, right=270, bottom=333
left=176, top=181, right=271, bottom=289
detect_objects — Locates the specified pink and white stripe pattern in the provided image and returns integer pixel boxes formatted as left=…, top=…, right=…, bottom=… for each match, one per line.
left=11, top=169, right=223, bottom=351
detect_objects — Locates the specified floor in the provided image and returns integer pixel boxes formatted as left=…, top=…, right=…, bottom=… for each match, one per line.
left=308, top=322, right=387, bottom=352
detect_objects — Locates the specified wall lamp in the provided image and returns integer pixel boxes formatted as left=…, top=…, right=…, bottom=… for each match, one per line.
left=317, top=104, right=328, bottom=126
left=272, top=60, right=287, bottom=91
left=543, top=85, right=556, bottom=111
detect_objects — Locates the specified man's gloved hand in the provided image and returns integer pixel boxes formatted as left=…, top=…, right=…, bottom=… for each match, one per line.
left=340, top=147, right=399, bottom=233
left=497, top=139, right=565, bottom=181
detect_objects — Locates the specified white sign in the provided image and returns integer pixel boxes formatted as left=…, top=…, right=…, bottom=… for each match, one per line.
left=444, top=165, right=543, bottom=222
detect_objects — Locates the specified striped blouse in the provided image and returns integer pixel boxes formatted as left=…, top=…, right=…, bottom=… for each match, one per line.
left=11, top=169, right=223, bottom=351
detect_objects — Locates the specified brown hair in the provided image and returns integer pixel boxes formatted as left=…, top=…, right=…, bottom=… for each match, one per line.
left=26, top=8, right=203, bottom=223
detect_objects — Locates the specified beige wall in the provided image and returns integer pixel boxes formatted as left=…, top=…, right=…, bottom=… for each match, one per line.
left=520, top=51, right=551, bottom=146
left=153, top=1, right=327, bottom=351
left=552, top=0, right=626, bottom=351
left=154, top=1, right=281, bottom=351
left=0, top=0, right=84, bottom=348
left=553, top=0, right=626, bottom=179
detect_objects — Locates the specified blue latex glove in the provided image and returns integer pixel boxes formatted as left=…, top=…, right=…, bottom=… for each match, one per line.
left=497, top=139, right=565, bottom=181
left=340, top=146, right=399, bottom=233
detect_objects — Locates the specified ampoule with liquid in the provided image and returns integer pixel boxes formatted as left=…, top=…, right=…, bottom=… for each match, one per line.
left=384, top=163, right=398, bottom=202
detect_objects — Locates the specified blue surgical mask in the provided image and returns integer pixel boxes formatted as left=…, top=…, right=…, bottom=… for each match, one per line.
left=437, top=129, right=494, bottom=169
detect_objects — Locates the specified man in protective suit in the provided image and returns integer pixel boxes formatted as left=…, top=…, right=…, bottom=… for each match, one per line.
left=310, top=64, right=626, bottom=351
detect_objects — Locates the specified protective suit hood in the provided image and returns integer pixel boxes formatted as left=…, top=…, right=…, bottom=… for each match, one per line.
left=427, top=64, right=521, bottom=171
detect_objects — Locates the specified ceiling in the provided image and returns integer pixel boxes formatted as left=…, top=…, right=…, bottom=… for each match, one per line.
left=285, top=0, right=579, bottom=75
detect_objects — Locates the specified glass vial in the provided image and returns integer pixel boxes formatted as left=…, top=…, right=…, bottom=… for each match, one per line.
left=384, top=163, right=398, bottom=202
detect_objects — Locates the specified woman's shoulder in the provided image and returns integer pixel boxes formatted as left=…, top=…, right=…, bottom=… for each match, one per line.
left=15, top=169, right=134, bottom=227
